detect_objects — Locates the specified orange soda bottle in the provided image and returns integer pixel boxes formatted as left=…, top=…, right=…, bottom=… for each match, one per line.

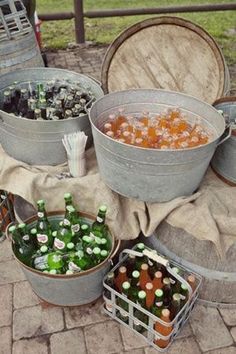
left=114, top=266, right=129, bottom=293
left=154, top=309, right=173, bottom=348
left=139, top=263, right=152, bottom=290
left=152, top=271, right=163, bottom=291
left=145, top=282, right=155, bottom=309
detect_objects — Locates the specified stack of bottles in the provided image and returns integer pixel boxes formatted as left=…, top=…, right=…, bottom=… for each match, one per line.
left=104, top=243, right=197, bottom=349
left=0, top=79, right=95, bottom=120
left=102, top=108, right=211, bottom=149
left=9, top=193, right=111, bottom=275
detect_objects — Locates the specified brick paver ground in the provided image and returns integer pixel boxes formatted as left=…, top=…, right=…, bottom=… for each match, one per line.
left=1, top=45, right=236, bottom=354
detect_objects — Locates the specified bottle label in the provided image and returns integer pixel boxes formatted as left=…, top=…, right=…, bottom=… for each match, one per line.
left=23, top=234, right=30, bottom=241
left=105, top=300, right=113, bottom=312
left=180, top=294, right=186, bottom=301
left=37, top=212, right=44, bottom=218
left=170, top=278, right=176, bottom=285
left=86, top=247, right=93, bottom=255
left=34, top=255, right=48, bottom=270
left=156, top=301, right=163, bottom=307
left=96, top=216, right=104, bottom=223
left=37, top=234, right=48, bottom=244
left=71, top=224, right=80, bottom=233
left=54, top=238, right=65, bottom=250
left=63, top=219, right=70, bottom=226
left=89, top=232, right=96, bottom=240
left=68, top=262, right=81, bottom=272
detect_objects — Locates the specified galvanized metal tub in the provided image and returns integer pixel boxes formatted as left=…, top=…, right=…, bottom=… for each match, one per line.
left=143, top=222, right=236, bottom=308
left=0, top=31, right=44, bottom=75
left=211, top=96, right=236, bottom=185
left=7, top=211, right=120, bottom=306
left=89, top=89, right=227, bottom=203
left=0, top=68, right=104, bottom=165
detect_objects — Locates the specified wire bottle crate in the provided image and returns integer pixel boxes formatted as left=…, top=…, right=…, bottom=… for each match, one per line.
left=103, top=245, right=202, bottom=352
left=0, top=0, right=32, bottom=42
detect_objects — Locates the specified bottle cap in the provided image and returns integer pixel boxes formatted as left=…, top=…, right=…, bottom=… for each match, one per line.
left=40, top=245, right=48, bottom=253
left=181, top=283, right=188, bottom=291
left=52, top=231, right=57, bottom=237
left=67, top=242, right=75, bottom=250
left=172, top=267, right=180, bottom=274
left=43, top=270, right=49, bottom=273
left=138, top=290, right=146, bottom=299
left=37, top=199, right=45, bottom=205
left=119, top=266, right=127, bottom=274
left=100, top=250, right=108, bottom=258
left=145, top=282, right=153, bottom=290
left=9, top=225, right=16, bottom=233
left=141, top=263, right=148, bottom=271
left=82, top=235, right=92, bottom=243
left=100, top=238, right=107, bottom=244
left=187, top=275, right=196, bottom=283
left=162, top=309, right=170, bottom=318
left=132, top=270, right=140, bottom=278
left=81, top=224, right=89, bottom=230
left=66, top=205, right=75, bottom=212
left=93, top=247, right=101, bottom=255
left=76, top=250, right=84, bottom=258
left=155, top=289, right=163, bottom=297
left=99, top=205, right=107, bottom=212
left=163, top=277, right=171, bottom=285
left=107, top=271, right=114, bottom=279
left=4, top=90, right=11, bottom=96
left=173, top=293, right=181, bottom=301
left=154, top=271, right=162, bottom=279
left=64, top=193, right=72, bottom=199
left=18, top=223, right=26, bottom=229
left=136, top=242, right=145, bottom=250
left=122, top=281, right=131, bottom=290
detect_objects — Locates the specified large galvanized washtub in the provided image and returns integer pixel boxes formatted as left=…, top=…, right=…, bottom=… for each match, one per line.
left=0, top=68, right=104, bottom=165
left=7, top=211, right=120, bottom=306
left=89, top=89, right=228, bottom=203
left=211, top=96, right=236, bottom=185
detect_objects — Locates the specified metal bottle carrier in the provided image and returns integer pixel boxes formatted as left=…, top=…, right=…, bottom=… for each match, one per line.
left=103, top=245, right=202, bottom=352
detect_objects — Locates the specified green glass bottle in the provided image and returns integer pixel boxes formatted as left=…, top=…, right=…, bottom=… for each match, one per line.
left=170, top=293, right=181, bottom=320
left=36, top=200, right=52, bottom=247
left=135, top=243, right=148, bottom=270
left=53, top=219, right=74, bottom=252
left=104, top=271, right=115, bottom=313
left=65, top=206, right=81, bottom=235
left=91, top=205, right=108, bottom=238
left=34, top=251, right=64, bottom=271
left=118, top=281, right=130, bottom=324
left=9, top=225, right=34, bottom=267
left=100, top=249, right=109, bottom=262
left=151, top=289, right=164, bottom=318
left=130, top=270, right=140, bottom=302
left=180, top=283, right=189, bottom=307
left=67, top=249, right=92, bottom=272
left=134, top=290, right=148, bottom=333
left=92, top=246, right=101, bottom=265
left=82, top=235, right=94, bottom=255
left=18, top=223, right=34, bottom=246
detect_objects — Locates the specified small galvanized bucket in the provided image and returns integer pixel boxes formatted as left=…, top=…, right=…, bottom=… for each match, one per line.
left=6, top=211, right=120, bottom=306
left=89, top=89, right=230, bottom=203
left=211, top=95, right=236, bottom=185
left=0, top=68, right=104, bottom=165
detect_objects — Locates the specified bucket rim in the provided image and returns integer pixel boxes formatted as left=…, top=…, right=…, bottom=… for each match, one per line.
left=89, top=88, right=226, bottom=152
left=10, top=210, right=120, bottom=278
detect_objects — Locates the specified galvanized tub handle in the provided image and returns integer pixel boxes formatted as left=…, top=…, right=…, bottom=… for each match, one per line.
left=217, top=125, right=232, bottom=146
left=5, top=221, right=15, bottom=243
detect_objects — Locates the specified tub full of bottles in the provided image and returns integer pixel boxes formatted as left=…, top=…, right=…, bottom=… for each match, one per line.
left=7, top=193, right=120, bottom=306
left=89, top=89, right=228, bottom=202
left=0, top=68, right=104, bottom=165
left=103, top=244, right=202, bottom=352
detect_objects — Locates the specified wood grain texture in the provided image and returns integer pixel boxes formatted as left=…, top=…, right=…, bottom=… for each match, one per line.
left=102, top=17, right=227, bottom=104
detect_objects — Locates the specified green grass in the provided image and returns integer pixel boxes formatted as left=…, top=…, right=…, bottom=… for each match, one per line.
left=37, top=0, right=236, bottom=64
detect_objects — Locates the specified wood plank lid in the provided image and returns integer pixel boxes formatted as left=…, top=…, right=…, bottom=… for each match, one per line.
left=101, top=16, right=230, bottom=104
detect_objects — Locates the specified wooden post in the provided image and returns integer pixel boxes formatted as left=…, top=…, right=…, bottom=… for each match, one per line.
left=74, top=0, right=85, bottom=44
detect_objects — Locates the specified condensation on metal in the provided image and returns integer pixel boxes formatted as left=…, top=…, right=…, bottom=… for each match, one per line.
left=0, top=68, right=104, bottom=165
left=89, top=89, right=226, bottom=203
left=211, top=99, right=236, bottom=184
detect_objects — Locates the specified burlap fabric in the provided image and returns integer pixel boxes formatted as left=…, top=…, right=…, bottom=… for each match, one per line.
left=0, top=145, right=235, bottom=258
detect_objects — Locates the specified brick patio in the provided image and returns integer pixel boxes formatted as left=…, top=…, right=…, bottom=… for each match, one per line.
left=0, top=45, right=236, bottom=354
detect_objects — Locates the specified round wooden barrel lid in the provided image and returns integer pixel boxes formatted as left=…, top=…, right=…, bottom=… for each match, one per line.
left=101, top=16, right=229, bottom=104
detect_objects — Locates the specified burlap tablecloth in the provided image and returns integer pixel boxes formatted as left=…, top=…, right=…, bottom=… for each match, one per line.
left=0, top=144, right=235, bottom=258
